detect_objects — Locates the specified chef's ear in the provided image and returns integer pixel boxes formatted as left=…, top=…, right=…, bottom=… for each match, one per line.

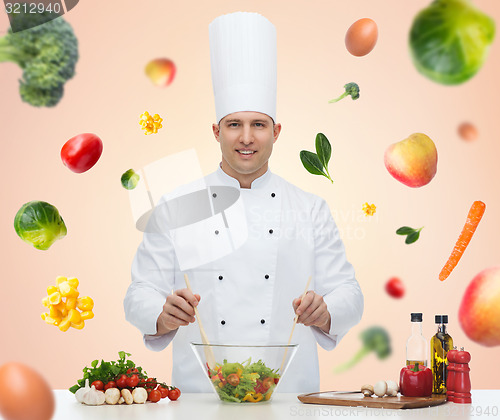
left=212, top=123, right=221, bottom=143
left=273, top=123, right=282, bottom=143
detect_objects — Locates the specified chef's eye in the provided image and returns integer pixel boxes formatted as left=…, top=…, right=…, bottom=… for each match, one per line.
left=254, top=122, right=265, bottom=127
left=228, top=122, right=239, bottom=127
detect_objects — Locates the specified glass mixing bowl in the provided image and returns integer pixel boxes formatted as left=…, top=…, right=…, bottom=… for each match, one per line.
left=191, top=343, right=298, bottom=403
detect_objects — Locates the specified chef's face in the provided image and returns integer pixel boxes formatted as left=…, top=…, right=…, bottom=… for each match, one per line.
left=213, top=111, right=281, bottom=188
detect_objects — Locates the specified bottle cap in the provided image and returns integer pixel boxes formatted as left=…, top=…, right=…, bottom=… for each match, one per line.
left=411, top=313, right=423, bottom=322
left=435, top=315, right=448, bottom=324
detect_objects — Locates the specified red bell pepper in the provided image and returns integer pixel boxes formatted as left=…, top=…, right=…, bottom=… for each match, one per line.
left=400, top=363, right=433, bottom=397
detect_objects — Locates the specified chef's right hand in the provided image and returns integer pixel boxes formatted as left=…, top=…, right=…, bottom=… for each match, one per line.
left=154, top=288, right=201, bottom=336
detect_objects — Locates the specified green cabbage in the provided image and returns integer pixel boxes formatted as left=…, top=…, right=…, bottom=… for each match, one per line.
left=14, top=201, right=67, bottom=250
left=409, top=0, right=495, bottom=85
left=121, top=169, right=140, bottom=190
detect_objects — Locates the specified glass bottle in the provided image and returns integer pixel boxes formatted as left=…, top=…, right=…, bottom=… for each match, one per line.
left=406, top=312, right=427, bottom=367
left=431, top=314, right=453, bottom=394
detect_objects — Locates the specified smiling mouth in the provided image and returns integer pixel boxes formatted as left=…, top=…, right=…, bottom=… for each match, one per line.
left=237, top=150, right=256, bottom=155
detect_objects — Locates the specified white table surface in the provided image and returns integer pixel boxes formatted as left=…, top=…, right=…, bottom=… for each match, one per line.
left=4, top=390, right=498, bottom=420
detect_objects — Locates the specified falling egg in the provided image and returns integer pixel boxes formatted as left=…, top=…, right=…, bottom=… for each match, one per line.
left=345, top=18, right=378, bottom=57
left=145, top=58, right=176, bottom=87
left=458, top=122, right=478, bottom=141
left=0, top=362, right=54, bottom=420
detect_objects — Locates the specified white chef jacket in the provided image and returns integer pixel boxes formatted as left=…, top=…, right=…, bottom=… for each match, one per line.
left=124, top=167, right=363, bottom=393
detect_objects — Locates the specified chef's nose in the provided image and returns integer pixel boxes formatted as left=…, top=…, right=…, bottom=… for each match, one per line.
left=240, top=124, right=254, bottom=145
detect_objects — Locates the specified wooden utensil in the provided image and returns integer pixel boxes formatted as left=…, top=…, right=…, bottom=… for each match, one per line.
left=184, top=274, right=216, bottom=369
left=279, top=275, right=312, bottom=373
left=297, top=391, right=447, bottom=409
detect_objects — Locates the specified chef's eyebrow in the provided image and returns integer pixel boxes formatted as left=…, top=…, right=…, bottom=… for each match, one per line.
left=223, top=118, right=269, bottom=124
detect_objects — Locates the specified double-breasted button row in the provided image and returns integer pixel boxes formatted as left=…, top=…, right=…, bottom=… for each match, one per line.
left=219, top=319, right=266, bottom=325
left=218, top=274, right=269, bottom=281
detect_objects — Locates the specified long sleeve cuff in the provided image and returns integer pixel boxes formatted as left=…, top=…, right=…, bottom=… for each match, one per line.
left=144, top=329, right=178, bottom=352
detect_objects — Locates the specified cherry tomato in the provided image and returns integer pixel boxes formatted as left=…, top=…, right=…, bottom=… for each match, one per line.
left=385, top=277, right=405, bottom=298
left=60, top=133, right=103, bottom=173
left=262, top=377, right=274, bottom=390
left=116, top=374, right=128, bottom=389
left=167, top=388, right=181, bottom=401
left=226, top=373, right=239, bottom=386
left=91, top=380, right=104, bottom=391
left=274, top=378, right=279, bottom=385
left=158, top=386, right=169, bottom=399
left=126, top=374, right=140, bottom=388
left=126, top=368, right=139, bottom=375
left=104, top=381, right=116, bottom=391
left=145, top=378, right=157, bottom=389
left=148, top=389, right=161, bottom=403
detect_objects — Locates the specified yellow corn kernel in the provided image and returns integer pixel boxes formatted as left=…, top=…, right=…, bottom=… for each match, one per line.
left=58, top=317, right=71, bottom=332
left=71, top=320, right=85, bottom=330
left=60, top=307, right=68, bottom=317
left=67, top=309, right=81, bottom=323
left=42, top=296, right=50, bottom=307
left=67, top=277, right=79, bottom=289
left=48, top=292, right=61, bottom=305
left=47, top=285, right=58, bottom=295
left=77, top=297, right=94, bottom=311
left=56, top=276, right=67, bottom=286
left=59, top=282, right=79, bottom=298
left=44, top=315, right=61, bottom=326
left=80, top=310, right=94, bottom=320
left=49, top=306, right=62, bottom=318
left=41, top=312, right=48, bottom=320
left=66, top=297, right=77, bottom=310
left=54, top=301, right=66, bottom=311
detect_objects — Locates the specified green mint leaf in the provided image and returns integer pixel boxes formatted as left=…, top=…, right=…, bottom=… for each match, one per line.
left=315, top=133, right=332, bottom=169
left=396, top=226, right=415, bottom=235
left=405, top=231, right=420, bottom=244
left=118, top=351, right=126, bottom=360
left=300, top=150, right=327, bottom=177
left=91, top=360, right=98, bottom=368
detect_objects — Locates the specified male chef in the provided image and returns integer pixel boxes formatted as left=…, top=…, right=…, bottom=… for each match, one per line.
left=124, top=12, right=363, bottom=393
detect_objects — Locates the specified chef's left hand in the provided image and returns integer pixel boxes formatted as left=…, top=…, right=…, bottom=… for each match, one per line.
left=293, top=291, right=331, bottom=333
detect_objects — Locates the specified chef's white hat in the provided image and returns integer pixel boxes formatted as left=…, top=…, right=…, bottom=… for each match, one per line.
left=209, top=12, right=277, bottom=123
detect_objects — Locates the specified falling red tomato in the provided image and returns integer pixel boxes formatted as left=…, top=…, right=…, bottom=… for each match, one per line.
left=385, top=277, right=405, bottom=298
left=61, top=133, right=103, bottom=173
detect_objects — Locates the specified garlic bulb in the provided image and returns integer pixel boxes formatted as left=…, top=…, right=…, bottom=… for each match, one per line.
left=74, top=379, right=90, bottom=403
left=81, top=385, right=105, bottom=405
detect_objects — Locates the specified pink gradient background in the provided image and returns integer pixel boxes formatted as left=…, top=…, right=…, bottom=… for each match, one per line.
left=1, top=0, right=499, bottom=392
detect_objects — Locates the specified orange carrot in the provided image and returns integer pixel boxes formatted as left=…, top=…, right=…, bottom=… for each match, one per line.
left=439, top=201, right=486, bottom=281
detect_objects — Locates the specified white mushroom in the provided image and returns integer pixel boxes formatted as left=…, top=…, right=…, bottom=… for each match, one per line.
left=121, top=388, right=134, bottom=405
left=104, top=388, right=121, bottom=405
left=374, top=380, right=387, bottom=397
left=117, top=396, right=124, bottom=405
left=386, top=380, right=399, bottom=397
left=132, top=387, right=148, bottom=404
left=361, top=384, right=374, bottom=397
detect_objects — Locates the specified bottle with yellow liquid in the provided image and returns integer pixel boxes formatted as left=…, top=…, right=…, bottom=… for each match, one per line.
left=406, top=313, right=428, bottom=367
left=431, top=315, right=453, bottom=394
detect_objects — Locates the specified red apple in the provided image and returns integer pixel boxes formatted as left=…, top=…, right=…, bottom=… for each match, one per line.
left=384, top=133, right=438, bottom=188
left=145, top=58, right=176, bottom=87
left=459, top=267, right=500, bottom=347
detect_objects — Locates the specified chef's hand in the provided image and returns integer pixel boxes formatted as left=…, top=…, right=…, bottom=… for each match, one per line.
left=292, top=291, right=331, bottom=334
left=154, top=288, right=201, bottom=336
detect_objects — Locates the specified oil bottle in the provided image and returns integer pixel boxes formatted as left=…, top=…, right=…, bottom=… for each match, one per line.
left=431, top=314, right=453, bottom=394
left=406, top=312, right=427, bottom=367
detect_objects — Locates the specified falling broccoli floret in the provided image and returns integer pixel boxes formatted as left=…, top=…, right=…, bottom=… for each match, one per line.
left=0, top=12, right=79, bottom=107
left=333, top=326, right=391, bottom=373
left=328, top=82, right=360, bottom=103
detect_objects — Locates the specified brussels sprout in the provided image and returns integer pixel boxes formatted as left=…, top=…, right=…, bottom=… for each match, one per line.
left=14, top=201, right=67, bottom=250
left=121, top=169, right=140, bottom=190
left=409, top=0, right=495, bottom=85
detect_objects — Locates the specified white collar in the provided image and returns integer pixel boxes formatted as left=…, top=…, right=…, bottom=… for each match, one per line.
left=215, top=164, right=273, bottom=189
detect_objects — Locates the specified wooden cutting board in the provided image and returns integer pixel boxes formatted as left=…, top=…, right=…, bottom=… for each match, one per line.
left=297, top=391, right=447, bottom=409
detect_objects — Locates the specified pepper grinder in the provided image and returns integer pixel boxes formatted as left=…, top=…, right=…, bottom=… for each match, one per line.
left=446, top=346, right=458, bottom=402
left=453, top=347, right=472, bottom=404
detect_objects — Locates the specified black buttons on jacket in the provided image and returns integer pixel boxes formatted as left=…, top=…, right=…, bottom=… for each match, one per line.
left=264, top=274, right=269, bottom=279
left=271, top=193, right=276, bottom=198
left=218, top=275, right=223, bottom=280
left=221, top=320, right=226, bottom=325
left=212, top=193, right=217, bottom=198
left=215, top=230, right=219, bottom=235
left=261, top=319, right=266, bottom=324
left=269, top=229, right=273, bottom=234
